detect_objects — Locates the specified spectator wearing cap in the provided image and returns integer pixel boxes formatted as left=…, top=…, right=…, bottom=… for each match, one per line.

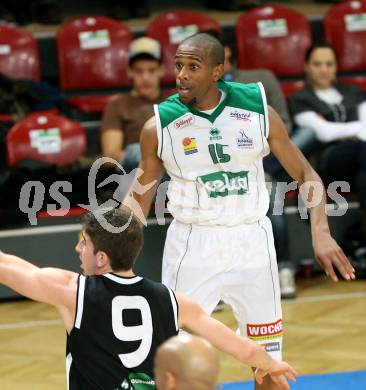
left=101, top=37, right=169, bottom=172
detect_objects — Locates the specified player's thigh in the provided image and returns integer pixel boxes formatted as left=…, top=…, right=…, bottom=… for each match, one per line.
left=162, top=221, right=223, bottom=313
left=223, top=217, right=283, bottom=360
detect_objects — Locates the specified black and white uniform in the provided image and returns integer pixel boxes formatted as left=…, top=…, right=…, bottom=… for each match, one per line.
left=66, top=273, right=178, bottom=390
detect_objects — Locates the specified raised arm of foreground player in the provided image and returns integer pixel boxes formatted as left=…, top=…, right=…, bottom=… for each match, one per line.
left=267, top=106, right=355, bottom=282
left=122, top=116, right=165, bottom=223
left=0, top=250, right=77, bottom=332
left=176, top=293, right=297, bottom=389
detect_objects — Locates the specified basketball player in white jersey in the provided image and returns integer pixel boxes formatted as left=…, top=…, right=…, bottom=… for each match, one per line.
left=123, top=33, right=355, bottom=390
left=0, top=209, right=296, bottom=389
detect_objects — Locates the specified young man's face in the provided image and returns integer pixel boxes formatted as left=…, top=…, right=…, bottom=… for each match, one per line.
left=128, top=59, right=163, bottom=99
left=75, top=231, right=99, bottom=275
left=174, top=44, right=222, bottom=106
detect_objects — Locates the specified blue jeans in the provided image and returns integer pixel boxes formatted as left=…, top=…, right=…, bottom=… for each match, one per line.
left=121, top=142, right=141, bottom=173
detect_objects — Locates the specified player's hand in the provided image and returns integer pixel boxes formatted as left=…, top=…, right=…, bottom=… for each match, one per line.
left=255, top=360, right=297, bottom=390
left=312, top=231, right=355, bottom=282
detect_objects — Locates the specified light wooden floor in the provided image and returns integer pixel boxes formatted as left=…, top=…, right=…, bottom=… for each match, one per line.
left=0, top=276, right=365, bottom=389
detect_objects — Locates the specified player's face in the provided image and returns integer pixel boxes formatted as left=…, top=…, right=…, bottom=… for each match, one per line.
left=175, top=44, right=221, bottom=107
left=305, top=48, right=337, bottom=90
left=75, top=231, right=98, bottom=275
left=128, top=59, right=163, bottom=99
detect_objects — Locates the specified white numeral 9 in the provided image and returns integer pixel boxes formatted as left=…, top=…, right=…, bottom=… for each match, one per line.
left=112, top=295, right=153, bottom=368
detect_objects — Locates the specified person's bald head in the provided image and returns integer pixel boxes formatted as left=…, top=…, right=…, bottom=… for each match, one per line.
left=154, top=334, right=219, bottom=390
left=178, top=33, right=225, bottom=67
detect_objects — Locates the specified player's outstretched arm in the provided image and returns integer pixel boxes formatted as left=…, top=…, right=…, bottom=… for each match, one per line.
left=267, top=106, right=355, bottom=282
left=0, top=250, right=78, bottom=331
left=121, top=116, right=165, bottom=224
left=176, top=293, right=297, bottom=389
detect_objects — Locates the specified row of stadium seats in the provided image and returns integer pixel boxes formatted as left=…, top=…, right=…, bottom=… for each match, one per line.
left=1, top=1, right=366, bottom=117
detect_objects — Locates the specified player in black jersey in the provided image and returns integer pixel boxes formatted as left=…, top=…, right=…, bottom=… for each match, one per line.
left=0, top=209, right=296, bottom=390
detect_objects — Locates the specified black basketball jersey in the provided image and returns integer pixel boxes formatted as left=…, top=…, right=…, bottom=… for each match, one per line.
left=66, top=273, right=179, bottom=390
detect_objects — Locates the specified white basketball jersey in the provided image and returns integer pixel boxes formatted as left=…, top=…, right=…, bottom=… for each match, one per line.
left=154, top=80, right=270, bottom=226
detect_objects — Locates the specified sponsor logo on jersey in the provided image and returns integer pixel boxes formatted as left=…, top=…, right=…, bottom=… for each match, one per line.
left=197, top=171, right=249, bottom=198
left=209, top=127, right=222, bottom=141
left=120, top=378, right=132, bottom=389
left=174, top=114, right=195, bottom=129
left=120, top=373, right=156, bottom=389
left=247, top=319, right=283, bottom=341
left=264, top=342, right=281, bottom=353
left=182, top=137, right=198, bottom=155
left=237, top=130, right=253, bottom=149
left=230, top=110, right=251, bottom=121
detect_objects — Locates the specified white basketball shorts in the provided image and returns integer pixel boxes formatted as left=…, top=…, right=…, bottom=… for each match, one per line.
left=162, top=216, right=283, bottom=360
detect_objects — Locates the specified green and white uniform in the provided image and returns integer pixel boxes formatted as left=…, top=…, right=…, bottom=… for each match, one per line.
left=154, top=80, right=283, bottom=359
left=155, top=80, right=270, bottom=225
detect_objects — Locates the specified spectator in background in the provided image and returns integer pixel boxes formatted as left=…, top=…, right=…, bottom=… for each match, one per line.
left=289, top=42, right=366, bottom=267
left=221, top=42, right=292, bottom=132
left=101, top=37, right=169, bottom=173
left=207, top=30, right=297, bottom=298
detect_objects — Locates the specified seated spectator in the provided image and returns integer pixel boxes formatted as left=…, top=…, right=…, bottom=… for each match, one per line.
left=101, top=37, right=169, bottom=173
left=289, top=42, right=366, bottom=264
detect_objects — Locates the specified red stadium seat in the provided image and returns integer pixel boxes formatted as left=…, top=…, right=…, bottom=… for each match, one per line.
left=56, top=16, right=133, bottom=113
left=324, top=0, right=366, bottom=90
left=6, top=112, right=87, bottom=167
left=236, top=5, right=312, bottom=78
left=0, top=25, right=40, bottom=81
left=338, top=76, right=366, bottom=92
left=147, top=10, right=222, bottom=86
left=280, top=80, right=305, bottom=98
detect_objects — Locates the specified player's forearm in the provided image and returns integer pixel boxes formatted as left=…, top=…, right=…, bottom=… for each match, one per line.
left=188, top=313, right=274, bottom=370
left=122, top=185, right=159, bottom=226
left=0, top=251, right=38, bottom=290
left=121, top=162, right=164, bottom=225
left=122, top=190, right=155, bottom=219
left=213, top=324, right=274, bottom=370
left=300, top=166, right=330, bottom=235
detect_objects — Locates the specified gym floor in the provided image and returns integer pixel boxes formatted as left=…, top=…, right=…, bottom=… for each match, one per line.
left=0, top=276, right=365, bottom=389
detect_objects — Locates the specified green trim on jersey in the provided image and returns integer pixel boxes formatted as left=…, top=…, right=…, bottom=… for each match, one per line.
left=157, top=94, right=189, bottom=129
left=223, top=80, right=265, bottom=115
left=157, top=80, right=266, bottom=128
left=188, top=80, right=229, bottom=123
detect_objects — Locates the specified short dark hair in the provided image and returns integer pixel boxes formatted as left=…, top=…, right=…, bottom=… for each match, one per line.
left=81, top=209, right=143, bottom=272
left=201, top=29, right=225, bottom=46
left=305, top=43, right=338, bottom=63
left=179, top=32, right=225, bottom=66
